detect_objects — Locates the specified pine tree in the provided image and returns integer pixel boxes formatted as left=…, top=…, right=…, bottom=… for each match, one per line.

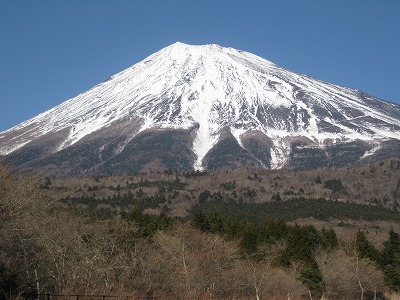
left=239, top=221, right=258, bottom=253
left=320, top=228, right=338, bottom=251
left=355, top=230, right=380, bottom=263
left=299, top=262, right=325, bottom=294
left=380, top=230, right=400, bottom=292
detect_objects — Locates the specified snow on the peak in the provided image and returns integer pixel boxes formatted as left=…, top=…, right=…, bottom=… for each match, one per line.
left=1, top=42, right=399, bottom=169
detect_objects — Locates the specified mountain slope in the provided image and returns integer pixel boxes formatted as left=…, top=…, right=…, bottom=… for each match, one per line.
left=1, top=42, right=399, bottom=175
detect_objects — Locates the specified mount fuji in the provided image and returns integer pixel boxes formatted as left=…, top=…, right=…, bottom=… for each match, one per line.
left=1, top=42, right=399, bottom=175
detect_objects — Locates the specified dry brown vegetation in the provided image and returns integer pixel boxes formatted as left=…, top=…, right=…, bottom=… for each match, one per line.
left=1, top=159, right=400, bottom=299
left=42, top=157, right=400, bottom=246
left=46, top=157, right=400, bottom=213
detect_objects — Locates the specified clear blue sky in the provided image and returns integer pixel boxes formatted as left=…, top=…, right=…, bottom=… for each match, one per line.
left=1, top=0, right=399, bottom=131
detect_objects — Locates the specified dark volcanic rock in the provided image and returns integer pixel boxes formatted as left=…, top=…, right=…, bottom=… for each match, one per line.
left=99, top=129, right=196, bottom=174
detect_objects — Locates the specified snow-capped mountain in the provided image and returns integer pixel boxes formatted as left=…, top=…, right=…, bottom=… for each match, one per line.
left=1, top=42, right=399, bottom=175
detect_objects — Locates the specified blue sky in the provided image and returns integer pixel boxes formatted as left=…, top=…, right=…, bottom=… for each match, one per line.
left=1, top=0, right=399, bottom=131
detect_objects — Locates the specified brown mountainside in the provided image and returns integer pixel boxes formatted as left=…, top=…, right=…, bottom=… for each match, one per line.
left=44, top=156, right=400, bottom=216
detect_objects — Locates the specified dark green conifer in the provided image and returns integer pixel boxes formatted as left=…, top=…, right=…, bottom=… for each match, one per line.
left=355, top=230, right=380, bottom=263
left=380, top=230, right=400, bottom=292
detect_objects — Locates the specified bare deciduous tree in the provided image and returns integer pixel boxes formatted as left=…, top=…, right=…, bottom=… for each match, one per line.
left=316, top=249, right=384, bottom=299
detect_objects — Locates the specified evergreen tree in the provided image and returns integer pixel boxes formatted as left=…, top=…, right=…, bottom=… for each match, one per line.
left=239, top=221, right=258, bottom=253
left=258, top=220, right=288, bottom=244
left=271, top=192, right=281, bottom=201
left=355, top=230, right=380, bottom=263
left=198, top=190, right=212, bottom=203
left=380, top=230, right=400, bottom=292
left=320, top=227, right=338, bottom=251
left=207, top=211, right=224, bottom=234
left=323, top=178, right=345, bottom=193
left=191, top=209, right=211, bottom=232
left=278, top=225, right=319, bottom=265
left=299, top=262, right=325, bottom=295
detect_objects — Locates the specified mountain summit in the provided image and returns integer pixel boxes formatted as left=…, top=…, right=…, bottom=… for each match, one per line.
left=1, top=42, right=400, bottom=175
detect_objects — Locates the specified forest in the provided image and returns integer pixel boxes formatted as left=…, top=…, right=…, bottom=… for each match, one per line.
left=1, top=160, right=400, bottom=299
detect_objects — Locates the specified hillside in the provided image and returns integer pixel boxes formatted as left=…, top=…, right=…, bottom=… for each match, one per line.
left=2, top=159, right=400, bottom=299
left=45, top=156, right=400, bottom=216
